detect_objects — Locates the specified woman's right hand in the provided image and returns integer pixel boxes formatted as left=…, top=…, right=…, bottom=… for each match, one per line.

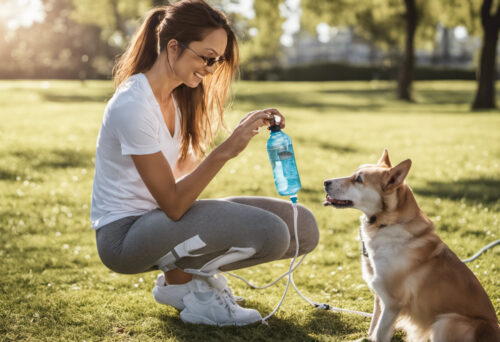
left=220, top=108, right=285, bottom=159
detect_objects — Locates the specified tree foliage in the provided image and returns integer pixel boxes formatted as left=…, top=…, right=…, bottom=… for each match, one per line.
left=301, top=0, right=442, bottom=55
left=0, top=0, right=105, bottom=78
left=71, top=0, right=152, bottom=48
left=239, top=0, right=284, bottom=71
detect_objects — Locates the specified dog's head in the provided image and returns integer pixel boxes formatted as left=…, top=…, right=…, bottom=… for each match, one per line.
left=323, top=149, right=412, bottom=217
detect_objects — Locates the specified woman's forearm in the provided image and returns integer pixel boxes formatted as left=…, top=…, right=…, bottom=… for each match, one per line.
left=163, top=143, right=231, bottom=220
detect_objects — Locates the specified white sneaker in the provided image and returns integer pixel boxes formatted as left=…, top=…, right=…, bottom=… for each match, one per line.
left=179, top=275, right=262, bottom=326
left=206, top=273, right=245, bottom=303
left=152, top=274, right=190, bottom=310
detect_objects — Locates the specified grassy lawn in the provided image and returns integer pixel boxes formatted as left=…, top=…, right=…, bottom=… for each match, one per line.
left=0, top=79, right=498, bottom=341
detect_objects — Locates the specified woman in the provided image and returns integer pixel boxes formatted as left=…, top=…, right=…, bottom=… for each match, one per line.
left=91, top=0, right=319, bottom=326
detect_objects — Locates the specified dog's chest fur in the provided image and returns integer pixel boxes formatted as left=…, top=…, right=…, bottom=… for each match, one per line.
left=359, top=215, right=414, bottom=293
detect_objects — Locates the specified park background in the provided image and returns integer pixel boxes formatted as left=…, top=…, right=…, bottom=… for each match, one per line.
left=0, top=0, right=499, bottom=341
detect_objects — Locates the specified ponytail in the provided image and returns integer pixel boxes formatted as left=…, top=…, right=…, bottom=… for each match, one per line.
left=112, top=7, right=167, bottom=87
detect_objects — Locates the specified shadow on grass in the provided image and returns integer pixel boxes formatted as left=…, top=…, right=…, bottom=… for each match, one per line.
left=234, top=92, right=384, bottom=112
left=40, top=89, right=113, bottom=103
left=1, top=87, right=112, bottom=103
left=317, top=87, right=394, bottom=97
left=0, top=168, right=20, bottom=181
left=41, top=93, right=111, bottom=103
left=155, top=306, right=361, bottom=341
left=0, top=149, right=94, bottom=180
left=413, top=177, right=500, bottom=205
left=12, top=148, right=93, bottom=169
left=235, top=86, right=487, bottom=114
left=295, top=136, right=359, bottom=154
left=317, top=86, right=479, bottom=107
left=416, top=89, right=474, bottom=105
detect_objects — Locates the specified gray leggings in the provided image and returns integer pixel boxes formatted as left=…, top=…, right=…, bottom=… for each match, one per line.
left=96, top=196, right=319, bottom=275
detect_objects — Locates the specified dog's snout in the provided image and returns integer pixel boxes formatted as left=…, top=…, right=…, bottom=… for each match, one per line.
left=324, top=180, right=331, bottom=187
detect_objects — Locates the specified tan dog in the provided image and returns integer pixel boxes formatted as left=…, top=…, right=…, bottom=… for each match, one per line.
left=323, top=150, right=499, bottom=342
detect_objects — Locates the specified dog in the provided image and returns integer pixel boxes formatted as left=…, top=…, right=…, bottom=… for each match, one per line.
left=323, top=150, right=500, bottom=342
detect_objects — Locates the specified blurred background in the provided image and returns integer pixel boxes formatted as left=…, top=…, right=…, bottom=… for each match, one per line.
left=0, top=0, right=499, bottom=108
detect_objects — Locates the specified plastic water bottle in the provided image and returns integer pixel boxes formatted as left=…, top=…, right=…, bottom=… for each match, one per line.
left=266, top=122, right=301, bottom=196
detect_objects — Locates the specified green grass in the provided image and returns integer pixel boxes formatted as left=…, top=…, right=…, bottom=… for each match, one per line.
left=0, top=79, right=499, bottom=341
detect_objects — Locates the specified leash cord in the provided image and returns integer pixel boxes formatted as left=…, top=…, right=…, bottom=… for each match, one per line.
left=461, top=239, right=500, bottom=263
left=260, top=197, right=300, bottom=322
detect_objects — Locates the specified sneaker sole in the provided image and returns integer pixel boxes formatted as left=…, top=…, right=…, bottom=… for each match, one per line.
left=180, top=311, right=260, bottom=327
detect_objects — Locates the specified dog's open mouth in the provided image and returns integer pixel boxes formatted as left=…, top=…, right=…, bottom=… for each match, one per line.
left=323, top=195, right=353, bottom=208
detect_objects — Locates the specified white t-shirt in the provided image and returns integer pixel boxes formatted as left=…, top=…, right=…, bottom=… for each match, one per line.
left=90, top=73, right=182, bottom=229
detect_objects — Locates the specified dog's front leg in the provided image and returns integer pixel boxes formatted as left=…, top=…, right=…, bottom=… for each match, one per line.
left=371, top=305, right=399, bottom=342
left=367, top=294, right=381, bottom=337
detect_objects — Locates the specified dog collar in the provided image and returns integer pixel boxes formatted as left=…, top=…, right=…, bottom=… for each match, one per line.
left=369, top=215, right=387, bottom=229
left=361, top=216, right=387, bottom=258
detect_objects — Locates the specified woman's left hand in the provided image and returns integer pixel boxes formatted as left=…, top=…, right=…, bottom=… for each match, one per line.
left=220, top=108, right=285, bottom=159
left=264, top=108, right=285, bottom=130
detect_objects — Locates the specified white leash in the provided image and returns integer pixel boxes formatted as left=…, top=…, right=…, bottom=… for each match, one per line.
left=259, top=197, right=300, bottom=323
left=227, top=199, right=499, bottom=322
left=461, top=239, right=500, bottom=263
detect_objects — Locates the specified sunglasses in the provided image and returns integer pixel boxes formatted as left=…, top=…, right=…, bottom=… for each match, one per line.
left=178, top=42, right=225, bottom=68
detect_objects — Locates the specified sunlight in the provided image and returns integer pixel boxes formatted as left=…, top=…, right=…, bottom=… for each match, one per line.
left=0, top=0, right=45, bottom=31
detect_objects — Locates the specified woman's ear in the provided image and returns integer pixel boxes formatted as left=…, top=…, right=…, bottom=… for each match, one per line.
left=166, top=39, right=179, bottom=57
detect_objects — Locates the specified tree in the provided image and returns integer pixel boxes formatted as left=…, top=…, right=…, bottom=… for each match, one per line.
left=473, top=0, right=499, bottom=109
left=71, top=0, right=151, bottom=48
left=301, top=0, right=441, bottom=101
left=440, top=0, right=499, bottom=109
left=0, top=0, right=105, bottom=79
left=398, top=0, right=417, bottom=101
left=239, top=0, right=284, bottom=78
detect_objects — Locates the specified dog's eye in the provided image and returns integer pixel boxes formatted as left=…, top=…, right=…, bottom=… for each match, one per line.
left=355, top=175, right=363, bottom=183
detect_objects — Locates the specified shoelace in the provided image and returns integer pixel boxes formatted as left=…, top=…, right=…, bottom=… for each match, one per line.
left=214, top=288, right=237, bottom=313
left=223, top=287, right=242, bottom=303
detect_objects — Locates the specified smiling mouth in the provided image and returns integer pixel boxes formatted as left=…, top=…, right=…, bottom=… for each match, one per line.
left=323, top=195, right=353, bottom=208
left=194, top=72, right=204, bottom=80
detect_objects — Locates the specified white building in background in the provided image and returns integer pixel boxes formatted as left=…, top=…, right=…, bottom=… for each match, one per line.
left=282, top=24, right=497, bottom=69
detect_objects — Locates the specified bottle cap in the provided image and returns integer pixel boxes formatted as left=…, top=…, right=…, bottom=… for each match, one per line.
left=268, top=124, right=281, bottom=131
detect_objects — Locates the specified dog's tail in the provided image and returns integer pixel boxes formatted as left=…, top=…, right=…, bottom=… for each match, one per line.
left=431, top=313, right=500, bottom=342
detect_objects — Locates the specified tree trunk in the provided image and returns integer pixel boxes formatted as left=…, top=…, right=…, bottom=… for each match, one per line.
left=398, top=0, right=418, bottom=101
left=442, top=27, right=450, bottom=65
left=110, top=0, right=126, bottom=36
left=472, top=0, right=499, bottom=109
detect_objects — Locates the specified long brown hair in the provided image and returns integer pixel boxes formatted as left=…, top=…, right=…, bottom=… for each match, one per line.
left=113, top=0, right=239, bottom=160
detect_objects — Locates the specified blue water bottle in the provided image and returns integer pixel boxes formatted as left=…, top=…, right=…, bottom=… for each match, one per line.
left=267, top=122, right=301, bottom=196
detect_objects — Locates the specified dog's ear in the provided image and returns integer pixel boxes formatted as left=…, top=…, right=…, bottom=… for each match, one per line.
left=377, top=149, right=392, bottom=167
left=384, top=159, right=411, bottom=192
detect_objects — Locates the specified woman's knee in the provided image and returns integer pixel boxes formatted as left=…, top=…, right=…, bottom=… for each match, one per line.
left=298, top=205, right=319, bottom=254
left=258, top=214, right=290, bottom=260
